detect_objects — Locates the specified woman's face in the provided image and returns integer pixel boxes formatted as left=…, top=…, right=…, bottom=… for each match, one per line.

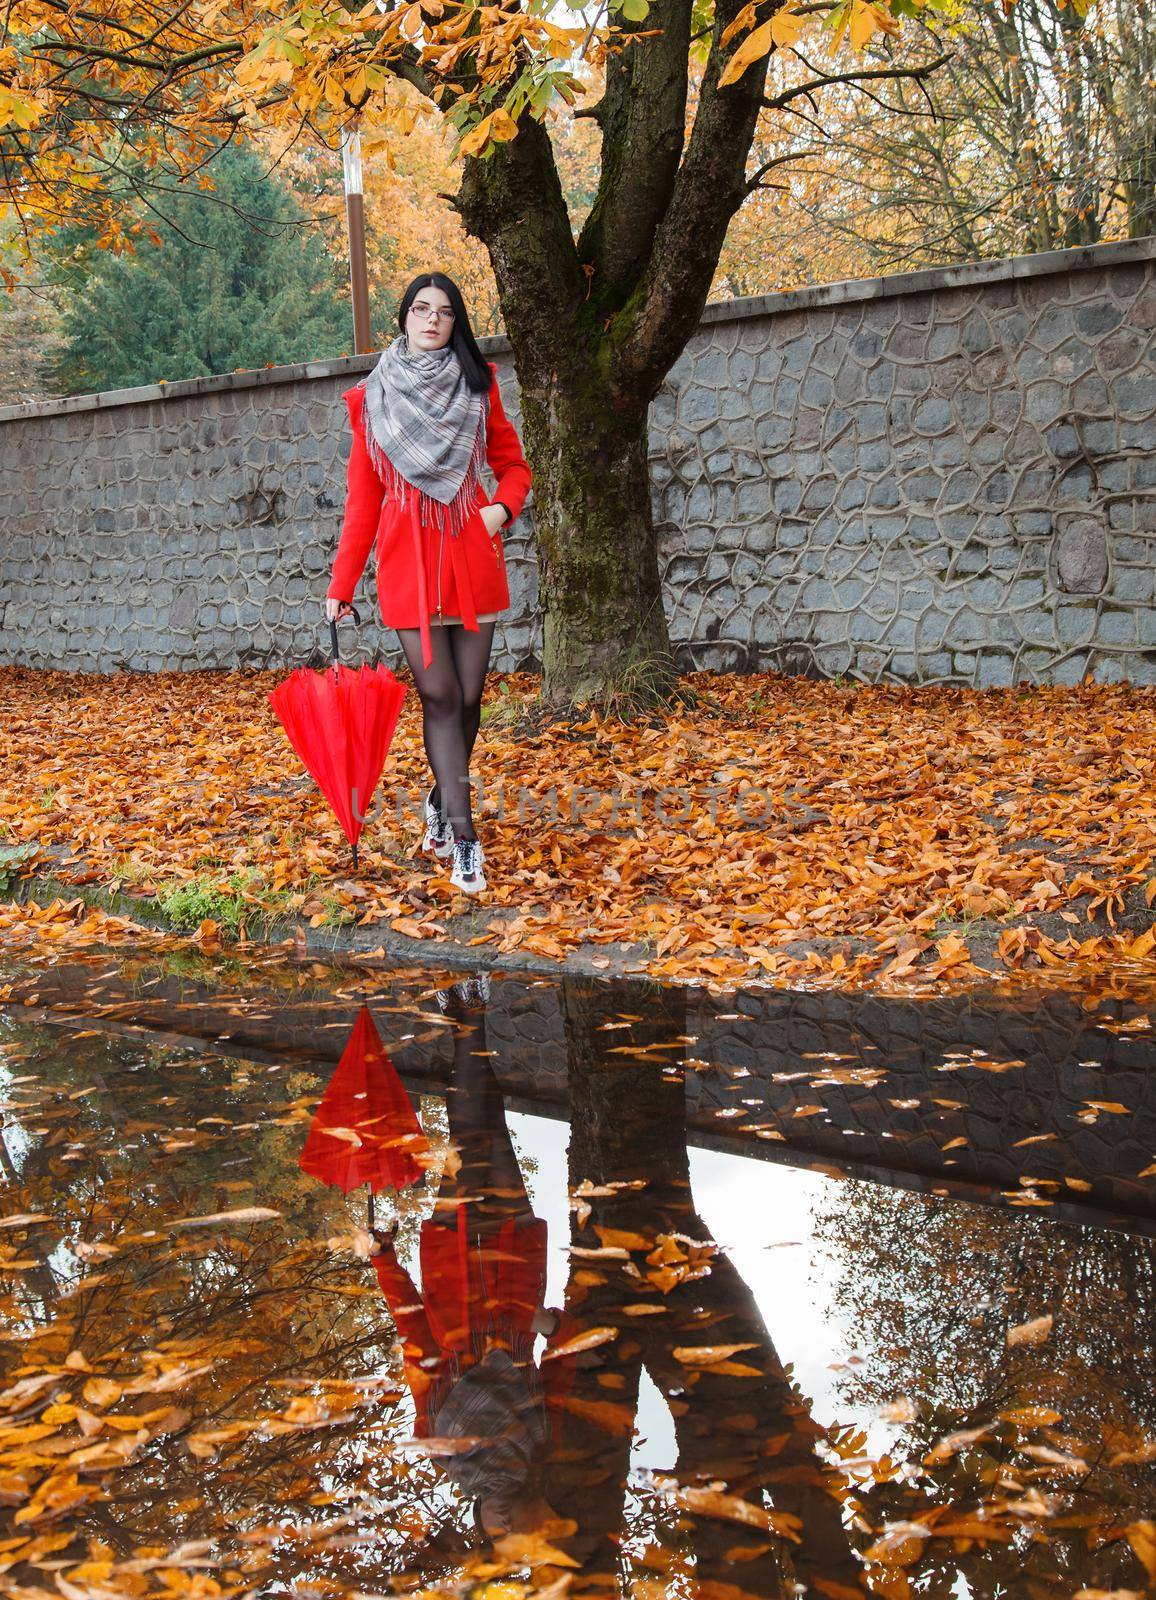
left=406, top=285, right=455, bottom=351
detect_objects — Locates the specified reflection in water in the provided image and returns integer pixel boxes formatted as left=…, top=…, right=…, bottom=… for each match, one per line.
left=299, top=1004, right=430, bottom=1218
left=363, top=981, right=560, bottom=1542
left=0, top=951, right=1153, bottom=1597
left=540, top=977, right=866, bottom=1599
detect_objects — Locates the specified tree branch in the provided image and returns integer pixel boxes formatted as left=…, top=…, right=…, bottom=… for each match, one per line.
left=612, top=0, right=785, bottom=401
left=573, top=0, right=695, bottom=306
left=742, top=145, right=814, bottom=194
left=760, top=50, right=952, bottom=115
left=454, top=111, right=585, bottom=372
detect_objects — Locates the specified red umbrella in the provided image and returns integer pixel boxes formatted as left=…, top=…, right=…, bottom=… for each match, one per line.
left=267, top=608, right=407, bottom=871
left=299, top=1005, right=430, bottom=1225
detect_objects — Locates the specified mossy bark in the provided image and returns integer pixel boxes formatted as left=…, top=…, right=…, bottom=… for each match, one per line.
left=526, top=376, right=675, bottom=707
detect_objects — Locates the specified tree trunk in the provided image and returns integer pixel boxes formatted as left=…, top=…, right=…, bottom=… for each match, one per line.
left=524, top=376, right=677, bottom=707
left=448, top=0, right=779, bottom=713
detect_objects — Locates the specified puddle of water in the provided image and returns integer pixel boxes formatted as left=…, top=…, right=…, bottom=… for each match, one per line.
left=0, top=949, right=1154, bottom=1598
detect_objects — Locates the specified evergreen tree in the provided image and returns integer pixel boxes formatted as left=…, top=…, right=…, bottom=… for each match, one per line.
left=56, top=143, right=351, bottom=394
left=0, top=217, right=68, bottom=404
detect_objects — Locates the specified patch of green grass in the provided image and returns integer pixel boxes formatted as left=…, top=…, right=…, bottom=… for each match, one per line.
left=930, top=906, right=987, bottom=936
left=315, top=893, right=361, bottom=929
left=155, top=871, right=254, bottom=935
left=111, top=856, right=161, bottom=888
left=480, top=680, right=532, bottom=729
left=154, top=865, right=307, bottom=935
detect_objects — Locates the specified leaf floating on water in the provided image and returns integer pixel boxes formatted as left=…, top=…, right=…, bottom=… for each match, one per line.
left=541, top=1326, right=619, bottom=1361
left=395, top=1434, right=489, bottom=1456
left=1007, top=1313, right=1054, bottom=1347
left=81, top=1378, right=123, bottom=1409
left=594, top=1227, right=652, bottom=1251
left=724, top=1542, right=776, bottom=1563
left=877, top=1397, right=918, bottom=1423
left=863, top=1520, right=932, bottom=1567
left=925, top=1424, right=993, bottom=1465
left=1022, top=1443, right=1089, bottom=1473
left=1124, top=1520, right=1156, bottom=1584
left=167, top=1207, right=282, bottom=1230
left=998, top=1406, right=1063, bottom=1427
left=668, top=1486, right=803, bottom=1542
left=1108, top=1439, right=1156, bottom=1467
left=492, top=1527, right=581, bottom=1570
left=672, top=1343, right=760, bottom=1366
left=318, top=1126, right=364, bottom=1147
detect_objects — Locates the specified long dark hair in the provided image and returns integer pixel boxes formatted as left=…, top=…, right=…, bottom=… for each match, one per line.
left=396, top=272, right=492, bottom=394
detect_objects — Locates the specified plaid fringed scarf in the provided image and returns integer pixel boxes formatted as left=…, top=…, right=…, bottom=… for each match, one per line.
left=361, top=332, right=490, bottom=539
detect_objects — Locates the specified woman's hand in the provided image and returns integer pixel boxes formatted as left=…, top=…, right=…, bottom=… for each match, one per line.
left=478, top=503, right=509, bottom=538
left=325, top=597, right=356, bottom=624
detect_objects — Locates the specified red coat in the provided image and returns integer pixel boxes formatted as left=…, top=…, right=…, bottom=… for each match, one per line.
left=371, top=1210, right=549, bottom=1431
left=326, top=361, right=532, bottom=670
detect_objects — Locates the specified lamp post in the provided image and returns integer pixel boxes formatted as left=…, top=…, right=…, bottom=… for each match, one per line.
left=341, top=126, right=373, bottom=354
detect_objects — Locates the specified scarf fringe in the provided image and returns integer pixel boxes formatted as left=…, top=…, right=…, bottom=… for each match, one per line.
left=361, top=380, right=490, bottom=540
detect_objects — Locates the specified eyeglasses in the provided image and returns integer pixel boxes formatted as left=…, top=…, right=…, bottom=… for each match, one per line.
left=410, top=302, right=455, bottom=323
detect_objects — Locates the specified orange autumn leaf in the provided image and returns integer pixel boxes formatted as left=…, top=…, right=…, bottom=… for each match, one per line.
left=672, top=1343, right=760, bottom=1366
left=1007, top=1313, right=1054, bottom=1347
left=668, top=1486, right=803, bottom=1541
left=541, top=1326, right=619, bottom=1361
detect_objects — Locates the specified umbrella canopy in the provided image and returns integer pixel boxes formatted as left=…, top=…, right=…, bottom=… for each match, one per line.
left=267, top=614, right=406, bottom=869
left=299, top=1005, right=430, bottom=1196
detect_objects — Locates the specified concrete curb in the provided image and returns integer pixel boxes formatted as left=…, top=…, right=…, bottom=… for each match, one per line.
left=5, top=858, right=669, bottom=986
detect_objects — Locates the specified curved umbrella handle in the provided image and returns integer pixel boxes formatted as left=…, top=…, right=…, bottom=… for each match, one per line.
left=329, top=604, right=363, bottom=667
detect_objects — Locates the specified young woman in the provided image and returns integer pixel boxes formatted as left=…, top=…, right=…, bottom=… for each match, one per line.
left=324, top=273, right=532, bottom=895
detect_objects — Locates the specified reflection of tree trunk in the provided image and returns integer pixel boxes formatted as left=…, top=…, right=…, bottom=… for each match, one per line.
left=545, top=976, right=865, bottom=1597
left=0, top=1126, right=18, bottom=1181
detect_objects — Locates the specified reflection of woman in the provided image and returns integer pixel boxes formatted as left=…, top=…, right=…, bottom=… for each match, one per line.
left=323, top=273, right=532, bottom=896
left=370, top=975, right=562, bottom=1539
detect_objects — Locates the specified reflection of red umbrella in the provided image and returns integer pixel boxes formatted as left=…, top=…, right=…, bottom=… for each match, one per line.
left=267, top=610, right=407, bottom=871
left=299, top=1006, right=430, bottom=1223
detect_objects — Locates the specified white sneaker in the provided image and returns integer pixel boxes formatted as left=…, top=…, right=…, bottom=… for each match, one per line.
left=452, top=971, right=491, bottom=1008
left=449, top=836, right=486, bottom=894
left=422, top=786, right=454, bottom=858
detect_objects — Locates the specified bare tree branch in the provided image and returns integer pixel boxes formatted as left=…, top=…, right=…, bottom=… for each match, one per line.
left=761, top=49, right=952, bottom=114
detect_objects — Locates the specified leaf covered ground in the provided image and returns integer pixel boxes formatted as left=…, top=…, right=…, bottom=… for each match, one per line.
left=1, top=665, right=1153, bottom=994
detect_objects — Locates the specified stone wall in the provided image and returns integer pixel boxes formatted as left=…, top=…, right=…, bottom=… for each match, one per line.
left=2, top=236, right=1155, bottom=685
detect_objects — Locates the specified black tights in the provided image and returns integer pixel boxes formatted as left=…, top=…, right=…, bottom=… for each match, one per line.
left=396, top=620, right=496, bottom=843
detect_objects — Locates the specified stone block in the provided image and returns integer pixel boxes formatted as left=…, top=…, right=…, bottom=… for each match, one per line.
left=1053, top=517, right=1109, bottom=594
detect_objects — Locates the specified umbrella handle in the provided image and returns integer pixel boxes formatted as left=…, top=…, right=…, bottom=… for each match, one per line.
left=329, top=604, right=363, bottom=667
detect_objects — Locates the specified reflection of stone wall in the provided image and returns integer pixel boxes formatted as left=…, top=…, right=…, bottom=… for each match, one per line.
left=7, top=957, right=1154, bottom=1226
left=2, top=237, right=1155, bottom=685
left=478, top=980, right=1156, bottom=1225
